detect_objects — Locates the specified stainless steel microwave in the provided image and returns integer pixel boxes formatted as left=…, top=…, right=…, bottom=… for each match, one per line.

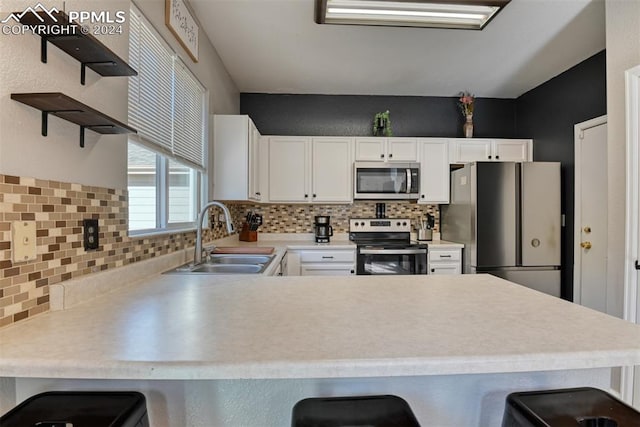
left=353, top=162, right=420, bottom=200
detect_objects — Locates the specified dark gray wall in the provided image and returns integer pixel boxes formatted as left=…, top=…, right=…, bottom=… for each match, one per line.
left=241, top=94, right=516, bottom=138
left=515, top=50, right=606, bottom=301
left=239, top=50, right=606, bottom=302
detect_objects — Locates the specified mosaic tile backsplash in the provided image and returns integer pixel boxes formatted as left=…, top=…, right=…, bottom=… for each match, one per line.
left=0, top=173, right=439, bottom=328
left=0, top=174, right=222, bottom=329
left=227, top=202, right=439, bottom=234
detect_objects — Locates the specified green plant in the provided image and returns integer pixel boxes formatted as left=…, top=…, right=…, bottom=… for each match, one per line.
left=373, top=110, right=392, bottom=137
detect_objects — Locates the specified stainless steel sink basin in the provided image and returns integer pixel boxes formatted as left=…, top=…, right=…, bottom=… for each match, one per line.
left=164, top=253, right=275, bottom=275
left=190, top=264, right=264, bottom=274
left=208, top=254, right=273, bottom=265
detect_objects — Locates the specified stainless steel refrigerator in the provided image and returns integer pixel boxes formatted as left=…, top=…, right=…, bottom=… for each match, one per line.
left=441, top=162, right=561, bottom=297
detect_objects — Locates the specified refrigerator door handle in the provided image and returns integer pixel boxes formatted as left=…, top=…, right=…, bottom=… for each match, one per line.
left=516, top=163, right=522, bottom=265
left=406, top=168, right=412, bottom=194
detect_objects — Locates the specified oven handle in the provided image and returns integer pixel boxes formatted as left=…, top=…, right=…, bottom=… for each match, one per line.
left=359, top=248, right=426, bottom=255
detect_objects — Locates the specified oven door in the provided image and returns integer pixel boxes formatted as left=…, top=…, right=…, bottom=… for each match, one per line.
left=356, top=247, right=427, bottom=275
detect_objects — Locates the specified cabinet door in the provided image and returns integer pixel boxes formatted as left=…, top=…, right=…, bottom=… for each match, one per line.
left=493, top=139, right=532, bottom=162
left=300, top=264, right=356, bottom=276
left=312, top=137, right=353, bottom=203
left=213, top=115, right=250, bottom=200
left=387, top=138, right=418, bottom=162
left=451, top=139, right=493, bottom=163
left=248, top=119, right=262, bottom=201
left=418, top=139, right=449, bottom=204
left=268, top=137, right=310, bottom=202
left=355, top=137, right=386, bottom=161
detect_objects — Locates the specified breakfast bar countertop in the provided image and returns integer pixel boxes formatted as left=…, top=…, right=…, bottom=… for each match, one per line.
left=0, top=271, right=639, bottom=381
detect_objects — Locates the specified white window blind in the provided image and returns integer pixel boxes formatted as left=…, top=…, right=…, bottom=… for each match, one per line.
left=128, top=6, right=206, bottom=171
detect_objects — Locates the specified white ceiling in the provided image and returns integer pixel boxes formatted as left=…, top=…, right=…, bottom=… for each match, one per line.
left=190, top=0, right=605, bottom=98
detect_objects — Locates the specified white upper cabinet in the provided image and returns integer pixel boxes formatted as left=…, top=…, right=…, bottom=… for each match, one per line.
left=355, top=137, right=417, bottom=162
left=269, top=136, right=354, bottom=203
left=213, top=115, right=263, bottom=201
left=450, top=138, right=532, bottom=163
left=312, top=137, right=354, bottom=203
left=268, top=136, right=310, bottom=202
left=418, top=139, right=449, bottom=204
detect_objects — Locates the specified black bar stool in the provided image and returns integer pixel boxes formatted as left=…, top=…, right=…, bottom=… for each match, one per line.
left=502, top=387, right=640, bottom=427
left=292, top=394, right=420, bottom=427
left=0, top=391, right=149, bottom=427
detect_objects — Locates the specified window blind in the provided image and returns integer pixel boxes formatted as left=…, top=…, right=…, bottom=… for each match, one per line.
left=128, top=6, right=206, bottom=171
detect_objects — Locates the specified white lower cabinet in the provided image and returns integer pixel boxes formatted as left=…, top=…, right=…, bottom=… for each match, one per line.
left=286, top=249, right=356, bottom=276
left=427, top=247, right=462, bottom=275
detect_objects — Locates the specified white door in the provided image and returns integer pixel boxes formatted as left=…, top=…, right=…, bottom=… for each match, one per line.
left=623, top=65, right=640, bottom=406
left=312, top=137, right=353, bottom=203
left=574, top=117, right=608, bottom=313
left=418, top=139, right=449, bottom=204
left=268, top=137, right=310, bottom=202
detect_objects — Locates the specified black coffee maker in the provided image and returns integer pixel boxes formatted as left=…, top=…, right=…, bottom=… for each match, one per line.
left=314, top=215, right=333, bottom=243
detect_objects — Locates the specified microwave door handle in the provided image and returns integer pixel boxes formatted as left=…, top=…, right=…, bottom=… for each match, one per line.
left=406, top=168, right=411, bottom=194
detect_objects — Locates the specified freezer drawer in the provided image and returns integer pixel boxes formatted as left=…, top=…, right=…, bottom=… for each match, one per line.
left=483, top=269, right=561, bottom=297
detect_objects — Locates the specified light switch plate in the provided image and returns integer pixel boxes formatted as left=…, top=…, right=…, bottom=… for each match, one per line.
left=12, top=221, right=37, bottom=263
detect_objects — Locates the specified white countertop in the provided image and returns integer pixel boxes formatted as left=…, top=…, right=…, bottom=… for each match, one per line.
left=1, top=271, right=640, bottom=381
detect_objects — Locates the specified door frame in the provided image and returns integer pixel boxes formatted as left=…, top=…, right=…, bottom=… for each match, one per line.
left=573, top=115, right=607, bottom=305
left=623, top=64, right=640, bottom=405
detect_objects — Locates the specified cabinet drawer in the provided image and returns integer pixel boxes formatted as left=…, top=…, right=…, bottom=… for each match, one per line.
left=428, top=249, right=461, bottom=262
left=299, top=250, right=355, bottom=263
left=300, top=264, right=355, bottom=276
left=429, top=263, right=461, bottom=275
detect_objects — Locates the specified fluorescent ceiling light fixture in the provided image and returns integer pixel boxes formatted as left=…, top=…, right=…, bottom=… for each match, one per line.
left=316, top=0, right=511, bottom=30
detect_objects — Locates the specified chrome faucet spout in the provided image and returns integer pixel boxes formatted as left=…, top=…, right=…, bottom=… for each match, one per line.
left=194, top=201, right=235, bottom=265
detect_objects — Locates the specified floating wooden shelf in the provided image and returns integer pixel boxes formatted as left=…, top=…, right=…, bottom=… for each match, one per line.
left=11, top=92, right=137, bottom=148
left=18, top=11, right=137, bottom=85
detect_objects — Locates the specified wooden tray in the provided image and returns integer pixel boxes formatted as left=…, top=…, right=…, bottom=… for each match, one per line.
left=213, top=247, right=275, bottom=254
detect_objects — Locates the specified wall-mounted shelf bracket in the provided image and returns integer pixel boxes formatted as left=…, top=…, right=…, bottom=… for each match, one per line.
left=81, top=62, right=117, bottom=85
left=20, top=11, right=137, bottom=84
left=12, top=93, right=137, bottom=148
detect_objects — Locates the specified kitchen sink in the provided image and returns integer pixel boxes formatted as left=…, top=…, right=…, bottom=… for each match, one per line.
left=164, top=253, right=275, bottom=275
left=208, top=254, right=273, bottom=265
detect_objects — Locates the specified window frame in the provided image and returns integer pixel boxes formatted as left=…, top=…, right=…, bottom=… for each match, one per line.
left=127, top=4, right=209, bottom=236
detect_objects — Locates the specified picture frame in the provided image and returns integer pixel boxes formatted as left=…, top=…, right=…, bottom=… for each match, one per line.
left=165, top=0, right=199, bottom=62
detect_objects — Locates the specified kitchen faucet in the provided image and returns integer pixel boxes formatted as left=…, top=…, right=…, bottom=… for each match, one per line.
left=194, top=201, right=235, bottom=265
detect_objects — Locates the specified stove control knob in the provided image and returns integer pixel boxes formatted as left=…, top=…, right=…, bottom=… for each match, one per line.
left=396, top=222, right=401, bottom=226
left=402, top=222, right=407, bottom=226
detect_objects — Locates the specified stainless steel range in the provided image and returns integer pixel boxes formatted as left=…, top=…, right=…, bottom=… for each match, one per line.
left=349, top=218, right=427, bottom=275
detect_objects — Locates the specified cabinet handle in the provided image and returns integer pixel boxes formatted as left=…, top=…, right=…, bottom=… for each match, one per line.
left=380, top=153, right=384, bottom=159
left=439, top=255, right=452, bottom=258
left=313, top=194, right=317, bottom=198
left=389, top=153, right=393, bottom=158
left=322, top=256, right=334, bottom=259
left=496, top=155, right=500, bottom=160
left=421, top=195, right=425, bottom=199
left=431, top=269, right=435, bottom=273
left=256, top=192, right=261, bottom=196
left=304, top=194, right=308, bottom=198
left=488, top=155, right=492, bottom=159
left=350, top=269, right=355, bottom=274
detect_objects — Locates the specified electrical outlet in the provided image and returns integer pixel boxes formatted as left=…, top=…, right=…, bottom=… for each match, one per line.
left=83, top=219, right=99, bottom=250
left=218, top=213, right=226, bottom=223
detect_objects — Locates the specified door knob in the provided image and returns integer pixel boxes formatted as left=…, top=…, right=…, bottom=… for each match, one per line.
left=581, top=241, right=592, bottom=249
left=583, top=226, right=591, bottom=233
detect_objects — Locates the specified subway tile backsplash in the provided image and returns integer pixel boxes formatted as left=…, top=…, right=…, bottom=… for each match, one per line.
left=0, top=173, right=439, bottom=328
